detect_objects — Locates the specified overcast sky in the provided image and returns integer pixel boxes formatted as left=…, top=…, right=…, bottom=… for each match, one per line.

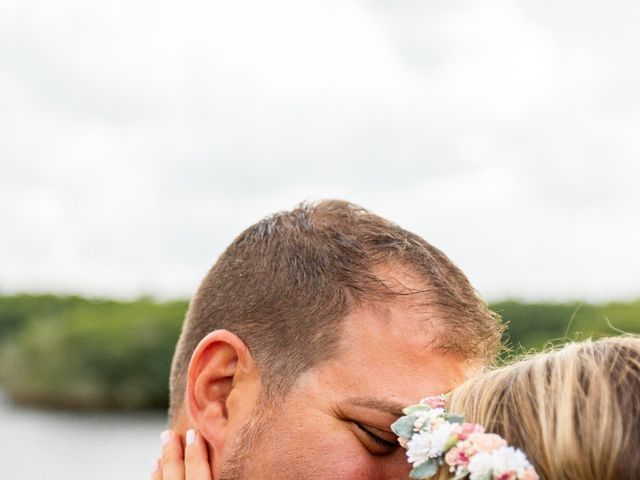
left=1, top=0, right=639, bottom=302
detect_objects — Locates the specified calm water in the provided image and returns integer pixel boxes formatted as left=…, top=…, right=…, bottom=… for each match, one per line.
left=0, top=391, right=167, bottom=480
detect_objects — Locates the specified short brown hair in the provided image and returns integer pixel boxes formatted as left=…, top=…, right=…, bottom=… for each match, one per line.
left=169, top=200, right=502, bottom=422
left=443, top=336, right=640, bottom=479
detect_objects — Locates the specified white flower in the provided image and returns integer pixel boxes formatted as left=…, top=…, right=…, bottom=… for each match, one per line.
left=467, top=452, right=493, bottom=479
left=467, top=446, right=534, bottom=480
left=407, top=421, right=458, bottom=465
left=406, top=432, right=434, bottom=465
left=413, top=408, right=445, bottom=430
left=490, top=446, right=533, bottom=476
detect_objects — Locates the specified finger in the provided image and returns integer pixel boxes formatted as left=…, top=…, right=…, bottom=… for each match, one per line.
left=184, top=430, right=213, bottom=480
left=161, top=430, right=185, bottom=480
left=150, top=457, right=162, bottom=480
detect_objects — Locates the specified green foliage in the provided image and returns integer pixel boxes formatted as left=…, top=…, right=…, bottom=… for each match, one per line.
left=0, top=295, right=187, bottom=410
left=0, top=294, right=90, bottom=339
left=410, top=459, right=439, bottom=479
left=0, top=294, right=638, bottom=410
left=493, top=300, right=640, bottom=358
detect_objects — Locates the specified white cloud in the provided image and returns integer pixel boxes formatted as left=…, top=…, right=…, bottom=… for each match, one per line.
left=1, top=0, right=639, bottom=301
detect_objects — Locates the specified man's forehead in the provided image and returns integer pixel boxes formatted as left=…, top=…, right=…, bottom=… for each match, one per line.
left=317, top=304, right=469, bottom=403
left=338, top=303, right=441, bottom=354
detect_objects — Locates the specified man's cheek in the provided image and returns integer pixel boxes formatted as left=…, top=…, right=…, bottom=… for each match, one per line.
left=297, top=452, right=377, bottom=479
left=329, top=456, right=380, bottom=479
left=268, top=431, right=378, bottom=478
left=298, top=436, right=380, bottom=478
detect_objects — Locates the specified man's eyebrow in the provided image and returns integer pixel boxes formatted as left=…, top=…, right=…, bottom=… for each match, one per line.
left=342, top=396, right=406, bottom=417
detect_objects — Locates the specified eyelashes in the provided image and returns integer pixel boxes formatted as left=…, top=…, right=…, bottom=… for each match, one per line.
left=354, top=422, right=398, bottom=451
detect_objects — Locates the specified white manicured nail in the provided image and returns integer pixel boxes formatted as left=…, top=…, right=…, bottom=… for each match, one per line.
left=186, top=429, right=196, bottom=446
left=161, top=430, right=171, bottom=445
left=150, top=457, right=160, bottom=473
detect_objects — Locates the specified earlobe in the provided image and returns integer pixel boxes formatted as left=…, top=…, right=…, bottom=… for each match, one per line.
left=186, top=330, right=254, bottom=453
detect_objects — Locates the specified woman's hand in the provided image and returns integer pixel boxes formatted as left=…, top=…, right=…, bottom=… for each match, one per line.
left=151, top=429, right=212, bottom=480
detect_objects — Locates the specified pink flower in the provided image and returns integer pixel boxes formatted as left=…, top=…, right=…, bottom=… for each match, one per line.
left=456, top=438, right=478, bottom=458
left=444, top=446, right=471, bottom=468
left=468, top=433, right=507, bottom=453
left=421, top=395, right=446, bottom=409
left=458, top=423, right=484, bottom=440
left=495, top=473, right=516, bottom=480
left=444, top=447, right=460, bottom=466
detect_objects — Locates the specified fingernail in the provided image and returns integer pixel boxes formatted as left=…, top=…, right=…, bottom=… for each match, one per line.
left=161, top=430, right=171, bottom=445
left=186, top=429, right=196, bottom=446
left=150, top=457, right=160, bottom=473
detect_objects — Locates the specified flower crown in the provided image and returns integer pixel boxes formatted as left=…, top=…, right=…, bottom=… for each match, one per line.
left=391, top=395, right=539, bottom=480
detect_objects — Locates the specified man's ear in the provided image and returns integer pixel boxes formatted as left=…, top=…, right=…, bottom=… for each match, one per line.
left=186, top=329, right=260, bottom=457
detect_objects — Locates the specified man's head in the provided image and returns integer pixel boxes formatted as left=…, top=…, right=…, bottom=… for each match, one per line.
left=168, top=200, right=502, bottom=479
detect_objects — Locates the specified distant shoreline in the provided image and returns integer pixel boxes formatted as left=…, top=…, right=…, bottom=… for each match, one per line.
left=1, top=294, right=639, bottom=411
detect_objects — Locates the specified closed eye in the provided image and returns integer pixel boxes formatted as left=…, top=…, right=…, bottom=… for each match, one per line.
left=354, top=422, right=398, bottom=453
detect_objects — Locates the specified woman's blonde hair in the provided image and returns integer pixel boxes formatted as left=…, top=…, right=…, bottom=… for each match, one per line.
left=440, top=336, right=640, bottom=479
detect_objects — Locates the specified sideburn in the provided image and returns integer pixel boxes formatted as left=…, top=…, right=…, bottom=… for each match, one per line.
left=218, top=401, right=273, bottom=480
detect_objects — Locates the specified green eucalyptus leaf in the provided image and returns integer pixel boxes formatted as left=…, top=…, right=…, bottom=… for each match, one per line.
left=403, top=404, right=430, bottom=415
left=445, top=414, right=465, bottom=424
left=391, top=415, right=416, bottom=438
left=410, top=459, right=439, bottom=479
